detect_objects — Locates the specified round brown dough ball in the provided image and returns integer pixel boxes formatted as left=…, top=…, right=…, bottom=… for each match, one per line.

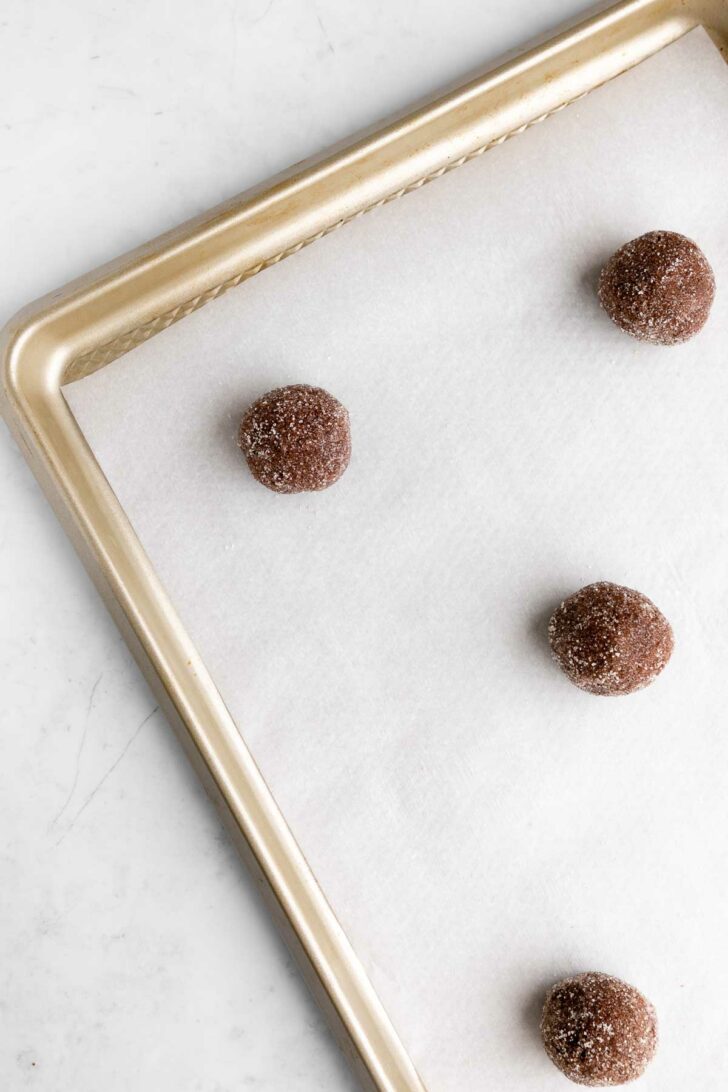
left=548, top=581, right=673, bottom=696
left=239, top=384, right=351, bottom=494
left=541, top=972, right=657, bottom=1086
left=598, top=230, right=715, bottom=345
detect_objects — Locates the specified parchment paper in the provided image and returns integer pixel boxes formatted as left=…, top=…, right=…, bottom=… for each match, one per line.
left=66, top=31, right=728, bottom=1091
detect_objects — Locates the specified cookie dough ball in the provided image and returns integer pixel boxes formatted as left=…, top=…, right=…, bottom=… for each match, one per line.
left=541, top=972, right=657, bottom=1086
left=239, top=384, right=351, bottom=493
left=548, top=582, right=673, bottom=696
left=598, top=230, right=715, bottom=345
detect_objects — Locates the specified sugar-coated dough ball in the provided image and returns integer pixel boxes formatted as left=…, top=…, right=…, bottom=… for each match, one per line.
left=598, top=230, right=715, bottom=344
left=239, top=384, right=351, bottom=494
left=541, top=972, right=657, bottom=1086
left=548, top=581, right=673, bottom=696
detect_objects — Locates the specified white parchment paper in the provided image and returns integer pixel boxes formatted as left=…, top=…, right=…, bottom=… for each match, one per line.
left=66, top=31, right=728, bottom=1091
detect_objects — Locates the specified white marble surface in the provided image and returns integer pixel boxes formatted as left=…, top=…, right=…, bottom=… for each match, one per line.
left=0, top=3, right=642, bottom=1089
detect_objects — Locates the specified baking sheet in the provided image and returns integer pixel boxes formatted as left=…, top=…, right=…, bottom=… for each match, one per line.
left=66, top=30, right=728, bottom=1091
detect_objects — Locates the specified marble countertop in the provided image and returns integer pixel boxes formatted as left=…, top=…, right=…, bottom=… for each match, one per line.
left=0, top=2, right=599, bottom=1088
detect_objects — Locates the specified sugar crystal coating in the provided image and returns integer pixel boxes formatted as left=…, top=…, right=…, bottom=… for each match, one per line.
left=239, top=384, right=351, bottom=494
left=598, top=230, right=715, bottom=345
left=548, top=582, right=673, bottom=696
left=541, top=972, right=657, bottom=1086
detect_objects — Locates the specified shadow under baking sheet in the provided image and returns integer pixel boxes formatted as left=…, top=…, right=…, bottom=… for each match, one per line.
left=66, top=29, right=728, bottom=1092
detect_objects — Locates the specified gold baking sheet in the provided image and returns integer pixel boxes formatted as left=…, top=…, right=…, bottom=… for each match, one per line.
left=64, top=27, right=728, bottom=1092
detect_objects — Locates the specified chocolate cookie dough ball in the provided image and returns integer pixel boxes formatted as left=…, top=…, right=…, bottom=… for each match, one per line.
left=548, top=582, right=673, bottom=696
left=598, top=230, right=715, bottom=345
left=239, top=384, right=351, bottom=494
left=541, top=972, right=657, bottom=1086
